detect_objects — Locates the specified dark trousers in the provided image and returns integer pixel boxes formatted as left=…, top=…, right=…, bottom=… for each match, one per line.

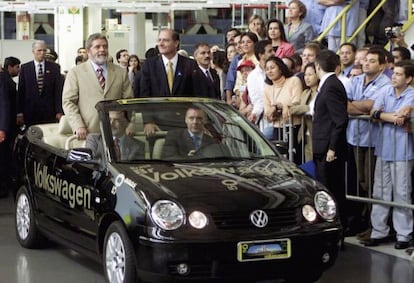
left=0, top=137, right=13, bottom=193
left=314, top=153, right=347, bottom=229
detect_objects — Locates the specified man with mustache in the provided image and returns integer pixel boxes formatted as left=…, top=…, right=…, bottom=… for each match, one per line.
left=63, top=33, right=132, bottom=140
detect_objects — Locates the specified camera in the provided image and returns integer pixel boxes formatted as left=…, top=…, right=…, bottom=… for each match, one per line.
left=385, top=24, right=403, bottom=39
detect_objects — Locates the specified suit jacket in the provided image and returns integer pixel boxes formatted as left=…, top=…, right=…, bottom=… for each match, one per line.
left=312, top=74, right=348, bottom=158
left=0, top=71, right=17, bottom=135
left=140, top=55, right=198, bottom=97
left=192, top=66, right=221, bottom=99
left=162, top=129, right=218, bottom=159
left=86, top=134, right=145, bottom=161
left=17, top=60, right=63, bottom=126
left=62, top=61, right=133, bottom=134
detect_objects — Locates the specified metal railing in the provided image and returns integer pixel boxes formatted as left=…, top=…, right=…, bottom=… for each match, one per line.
left=315, top=0, right=358, bottom=45
left=271, top=113, right=414, bottom=210
left=345, top=115, right=414, bottom=210
left=316, top=0, right=414, bottom=50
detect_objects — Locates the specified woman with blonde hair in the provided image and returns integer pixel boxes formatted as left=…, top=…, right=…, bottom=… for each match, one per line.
left=248, top=14, right=267, bottom=40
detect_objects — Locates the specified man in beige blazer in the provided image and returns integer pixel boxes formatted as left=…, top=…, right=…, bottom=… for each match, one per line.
left=63, top=33, right=132, bottom=140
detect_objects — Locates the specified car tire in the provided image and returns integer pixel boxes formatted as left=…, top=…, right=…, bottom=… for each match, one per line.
left=15, top=186, right=44, bottom=248
left=103, top=221, right=137, bottom=283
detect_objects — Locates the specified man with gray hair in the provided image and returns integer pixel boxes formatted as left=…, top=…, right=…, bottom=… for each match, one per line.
left=17, top=40, right=63, bottom=126
left=63, top=33, right=132, bottom=140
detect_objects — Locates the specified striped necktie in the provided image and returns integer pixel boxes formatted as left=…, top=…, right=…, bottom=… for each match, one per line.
left=37, top=63, right=44, bottom=94
left=96, top=67, right=105, bottom=89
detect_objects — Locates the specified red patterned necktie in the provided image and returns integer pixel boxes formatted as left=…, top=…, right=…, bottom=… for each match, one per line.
left=96, top=67, right=105, bottom=89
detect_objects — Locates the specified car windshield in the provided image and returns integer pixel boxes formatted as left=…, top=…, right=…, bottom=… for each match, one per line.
left=102, top=100, right=277, bottom=162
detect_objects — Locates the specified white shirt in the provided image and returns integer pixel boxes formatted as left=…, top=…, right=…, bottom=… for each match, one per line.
left=161, top=54, right=178, bottom=74
left=34, top=60, right=45, bottom=79
left=246, top=65, right=266, bottom=117
left=90, top=61, right=107, bottom=80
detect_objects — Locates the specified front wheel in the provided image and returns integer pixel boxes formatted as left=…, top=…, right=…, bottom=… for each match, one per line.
left=15, top=186, right=44, bottom=248
left=103, top=221, right=137, bottom=283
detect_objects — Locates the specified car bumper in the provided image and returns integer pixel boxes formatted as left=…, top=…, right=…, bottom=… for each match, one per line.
left=135, top=227, right=341, bottom=282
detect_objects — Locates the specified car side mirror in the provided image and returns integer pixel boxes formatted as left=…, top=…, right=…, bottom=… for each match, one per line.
left=67, top=148, right=100, bottom=165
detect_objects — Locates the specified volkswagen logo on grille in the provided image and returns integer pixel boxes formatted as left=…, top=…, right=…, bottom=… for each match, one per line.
left=250, top=210, right=268, bottom=228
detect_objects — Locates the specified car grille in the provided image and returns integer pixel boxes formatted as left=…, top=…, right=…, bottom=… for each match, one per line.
left=211, top=208, right=299, bottom=230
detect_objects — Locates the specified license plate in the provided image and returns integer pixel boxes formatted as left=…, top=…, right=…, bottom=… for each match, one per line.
left=237, top=239, right=291, bottom=262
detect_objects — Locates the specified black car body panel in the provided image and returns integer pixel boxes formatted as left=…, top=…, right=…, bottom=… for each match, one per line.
left=14, top=98, right=342, bottom=282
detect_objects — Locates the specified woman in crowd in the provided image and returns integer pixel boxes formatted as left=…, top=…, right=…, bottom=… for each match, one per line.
left=267, top=19, right=295, bottom=59
left=233, top=32, right=259, bottom=107
left=248, top=14, right=267, bottom=40
left=290, top=62, right=319, bottom=162
left=128, top=54, right=141, bottom=91
left=285, top=0, right=315, bottom=53
left=212, top=50, right=229, bottom=101
left=225, top=43, right=237, bottom=63
left=263, top=56, right=303, bottom=164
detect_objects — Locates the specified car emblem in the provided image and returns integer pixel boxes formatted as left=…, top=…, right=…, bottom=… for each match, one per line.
left=250, top=210, right=268, bottom=228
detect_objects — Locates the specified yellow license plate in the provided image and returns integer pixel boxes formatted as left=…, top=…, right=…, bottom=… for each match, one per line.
left=237, top=238, right=291, bottom=262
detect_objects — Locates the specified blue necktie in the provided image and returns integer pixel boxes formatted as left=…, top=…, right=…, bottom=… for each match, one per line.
left=192, top=135, right=200, bottom=150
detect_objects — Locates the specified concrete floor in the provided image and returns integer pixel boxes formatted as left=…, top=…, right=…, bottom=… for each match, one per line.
left=1, top=194, right=414, bottom=283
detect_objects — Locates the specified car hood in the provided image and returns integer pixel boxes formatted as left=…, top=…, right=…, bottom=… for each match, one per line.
left=115, top=158, right=321, bottom=210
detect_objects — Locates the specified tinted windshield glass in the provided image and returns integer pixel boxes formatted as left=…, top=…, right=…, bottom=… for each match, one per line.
left=102, top=101, right=277, bottom=162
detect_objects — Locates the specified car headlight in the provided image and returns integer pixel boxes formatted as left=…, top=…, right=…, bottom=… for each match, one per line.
left=314, top=191, right=337, bottom=221
left=302, top=204, right=317, bottom=222
left=151, top=200, right=185, bottom=230
left=188, top=211, right=208, bottom=229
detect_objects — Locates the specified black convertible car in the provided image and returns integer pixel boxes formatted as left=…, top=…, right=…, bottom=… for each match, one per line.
left=14, top=98, right=341, bottom=283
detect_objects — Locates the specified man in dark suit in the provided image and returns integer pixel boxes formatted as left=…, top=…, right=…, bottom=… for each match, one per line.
left=86, top=111, right=145, bottom=161
left=17, top=40, right=64, bottom=127
left=140, top=28, right=197, bottom=98
left=192, top=42, right=221, bottom=99
left=0, top=57, right=20, bottom=197
left=140, top=29, right=200, bottom=138
left=312, top=50, right=349, bottom=237
left=162, top=106, right=223, bottom=159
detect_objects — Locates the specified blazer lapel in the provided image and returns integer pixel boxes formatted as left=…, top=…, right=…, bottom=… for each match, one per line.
left=104, top=63, right=116, bottom=95
left=157, top=57, right=170, bottom=95
left=172, top=56, right=185, bottom=95
left=85, top=62, right=104, bottom=95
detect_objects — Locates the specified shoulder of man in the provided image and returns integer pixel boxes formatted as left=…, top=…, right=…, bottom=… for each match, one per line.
left=20, top=61, right=33, bottom=70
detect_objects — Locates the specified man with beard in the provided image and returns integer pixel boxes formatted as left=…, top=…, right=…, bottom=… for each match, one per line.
left=63, top=33, right=132, bottom=140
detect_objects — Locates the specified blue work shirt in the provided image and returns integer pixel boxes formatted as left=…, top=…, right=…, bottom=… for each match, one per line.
left=320, top=1, right=359, bottom=37
left=301, top=0, right=326, bottom=35
left=346, top=73, right=391, bottom=147
left=373, top=85, right=414, bottom=161
left=224, top=54, right=242, bottom=92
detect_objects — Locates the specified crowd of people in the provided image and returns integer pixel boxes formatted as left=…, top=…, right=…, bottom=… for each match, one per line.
left=0, top=0, right=414, bottom=252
